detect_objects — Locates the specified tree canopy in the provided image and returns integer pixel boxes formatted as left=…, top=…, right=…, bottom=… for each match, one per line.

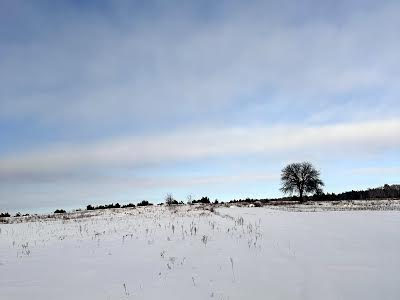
left=280, top=162, right=324, bottom=202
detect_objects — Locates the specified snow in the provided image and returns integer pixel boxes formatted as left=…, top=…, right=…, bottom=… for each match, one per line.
left=1, top=205, right=399, bottom=299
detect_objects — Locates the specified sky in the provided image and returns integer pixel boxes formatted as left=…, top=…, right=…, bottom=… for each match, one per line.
left=1, top=0, right=400, bottom=213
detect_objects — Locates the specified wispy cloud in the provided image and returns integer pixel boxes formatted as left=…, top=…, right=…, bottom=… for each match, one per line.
left=1, top=119, right=399, bottom=181
left=1, top=1, right=399, bottom=127
left=1, top=1, right=400, bottom=211
left=350, top=167, right=400, bottom=176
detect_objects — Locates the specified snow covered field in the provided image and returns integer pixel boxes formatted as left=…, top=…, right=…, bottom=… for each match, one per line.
left=1, top=205, right=399, bottom=299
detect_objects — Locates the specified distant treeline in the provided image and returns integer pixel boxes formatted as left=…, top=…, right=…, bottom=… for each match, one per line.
left=191, top=196, right=212, bottom=204
left=312, top=184, right=400, bottom=201
left=229, top=184, right=400, bottom=204
left=86, top=201, right=151, bottom=211
left=1, top=184, right=399, bottom=218
left=166, top=196, right=214, bottom=205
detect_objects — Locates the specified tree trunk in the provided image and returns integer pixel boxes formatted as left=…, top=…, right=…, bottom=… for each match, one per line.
left=299, top=190, right=304, bottom=203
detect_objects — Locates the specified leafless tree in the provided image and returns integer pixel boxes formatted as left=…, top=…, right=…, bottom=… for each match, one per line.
left=165, top=194, right=176, bottom=205
left=280, top=162, right=324, bottom=202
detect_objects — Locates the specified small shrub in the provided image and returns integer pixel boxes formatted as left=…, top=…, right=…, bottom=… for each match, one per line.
left=87, top=203, right=133, bottom=210
left=54, top=209, right=66, bottom=214
left=165, top=194, right=179, bottom=206
left=192, top=197, right=210, bottom=204
left=137, top=200, right=153, bottom=207
left=0, top=212, right=10, bottom=218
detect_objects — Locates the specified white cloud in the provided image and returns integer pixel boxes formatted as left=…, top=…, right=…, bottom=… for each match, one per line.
left=1, top=1, right=400, bottom=211
left=1, top=119, right=399, bottom=180
left=1, top=1, right=399, bottom=125
left=350, top=167, right=400, bottom=176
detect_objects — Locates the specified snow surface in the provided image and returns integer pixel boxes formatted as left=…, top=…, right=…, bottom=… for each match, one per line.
left=1, top=205, right=399, bottom=299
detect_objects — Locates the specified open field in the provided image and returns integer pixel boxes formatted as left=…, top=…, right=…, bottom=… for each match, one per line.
left=1, top=204, right=399, bottom=299
left=260, top=199, right=400, bottom=212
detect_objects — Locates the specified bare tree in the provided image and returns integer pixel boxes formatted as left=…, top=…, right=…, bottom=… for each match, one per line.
left=165, top=194, right=176, bottom=206
left=280, top=162, right=324, bottom=202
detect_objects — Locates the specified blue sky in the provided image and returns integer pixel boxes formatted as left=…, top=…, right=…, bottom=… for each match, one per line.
left=1, top=0, right=400, bottom=213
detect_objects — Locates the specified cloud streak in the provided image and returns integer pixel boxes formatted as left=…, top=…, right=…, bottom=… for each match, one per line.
left=1, top=119, right=399, bottom=181
left=350, top=167, right=400, bottom=176
left=1, top=1, right=400, bottom=211
left=1, top=1, right=399, bottom=127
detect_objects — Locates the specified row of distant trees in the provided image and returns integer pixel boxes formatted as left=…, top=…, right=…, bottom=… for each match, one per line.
left=313, top=184, right=400, bottom=201
left=228, top=184, right=400, bottom=204
left=86, top=201, right=151, bottom=211
left=1, top=162, right=398, bottom=218
left=1, top=184, right=399, bottom=218
left=279, top=162, right=400, bottom=202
